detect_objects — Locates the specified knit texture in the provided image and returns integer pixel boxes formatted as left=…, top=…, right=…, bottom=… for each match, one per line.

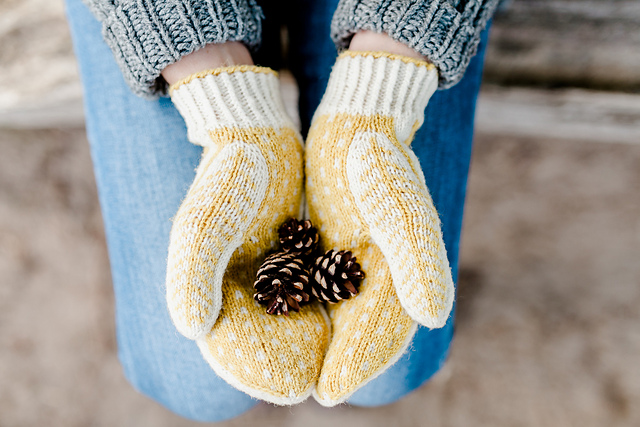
left=331, top=0, right=499, bottom=88
left=305, top=52, right=454, bottom=405
left=82, top=0, right=263, bottom=98
left=83, top=0, right=498, bottom=97
left=168, top=66, right=330, bottom=404
left=196, top=266, right=331, bottom=405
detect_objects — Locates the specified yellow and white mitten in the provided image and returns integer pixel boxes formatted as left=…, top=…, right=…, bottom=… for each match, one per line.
left=168, top=67, right=330, bottom=404
left=305, top=52, right=454, bottom=405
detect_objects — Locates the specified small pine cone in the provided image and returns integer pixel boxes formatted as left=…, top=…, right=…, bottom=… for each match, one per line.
left=310, top=250, right=365, bottom=303
left=278, top=218, right=319, bottom=256
left=253, top=251, right=311, bottom=315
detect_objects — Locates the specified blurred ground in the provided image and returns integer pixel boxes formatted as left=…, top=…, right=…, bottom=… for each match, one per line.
left=1, top=0, right=640, bottom=426
left=2, top=129, right=639, bottom=427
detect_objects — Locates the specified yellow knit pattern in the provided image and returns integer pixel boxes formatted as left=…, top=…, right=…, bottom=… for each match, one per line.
left=198, top=265, right=330, bottom=402
left=318, top=242, right=416, bottom=402
left=166, top=127, right=300, bottom=337
left=172, top=125, right=330, bottom=403
left=306, top=52, right=453, bottom=405
left=306, top=114, right=418, bottom=403
left=167, top=67, right=331, bottom=403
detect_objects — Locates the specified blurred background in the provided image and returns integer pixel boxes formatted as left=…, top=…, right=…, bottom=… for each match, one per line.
left=1, top=0, right=639, bottom=425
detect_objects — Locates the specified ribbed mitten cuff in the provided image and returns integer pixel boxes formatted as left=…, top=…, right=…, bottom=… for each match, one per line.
left=84, top=0, right=263, bottom=98
left=331, top=0, right=498, bottom=89
left=315, top=51, right=438, bottom=143
left=170, top=66, right=295, bottom=147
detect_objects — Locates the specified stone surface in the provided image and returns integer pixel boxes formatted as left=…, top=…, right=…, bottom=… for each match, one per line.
left=1, top=128, right=639, bottom=426
left=485, top=0, right=640, bottom=90
left=475, top=85, right=640, bottom=145
left=0, top=0, right=83, bottom=127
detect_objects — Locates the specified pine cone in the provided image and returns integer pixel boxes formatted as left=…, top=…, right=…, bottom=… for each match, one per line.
left=254, top=251, right=311, bottom=315
left=278, top=218, right=319, bottom=256
left=310, top=250, right=365, bottom=303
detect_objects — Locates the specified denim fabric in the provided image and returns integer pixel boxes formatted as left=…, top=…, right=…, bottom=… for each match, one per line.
left=67, top=0, right=488, bottom=420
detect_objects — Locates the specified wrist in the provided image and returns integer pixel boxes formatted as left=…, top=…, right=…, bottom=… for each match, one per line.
left=162, top=42, right=253, bottom=85
left=349, top=31, right=430, bottom=63
left=170, top=67, right=294, bottom=146
left=318, top=51, right=438, bottom=143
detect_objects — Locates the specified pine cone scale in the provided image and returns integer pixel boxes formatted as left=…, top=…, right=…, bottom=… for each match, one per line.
left=253, top=251, right=311, bottom=316
left=310, top=249, right=365, bottom=303
left=279, top=219, right=319, bottom=256
left=342, top=280, right=358, bottom=295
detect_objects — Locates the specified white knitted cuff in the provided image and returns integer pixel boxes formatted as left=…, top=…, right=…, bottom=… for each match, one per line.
left=170, top=66, right=296, bottom=147
left=315, top=52, right=439, bottom=143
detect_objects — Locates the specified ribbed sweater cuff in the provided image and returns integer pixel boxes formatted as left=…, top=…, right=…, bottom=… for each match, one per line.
left=84, top=0, right=263, bottom=99
left=331, top=0, right=498, bottom=89
left=170, top=66, right=295, bottom=147
left=315, top=52, right=438, bottom=143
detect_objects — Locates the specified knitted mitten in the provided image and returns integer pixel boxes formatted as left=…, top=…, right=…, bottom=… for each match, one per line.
left=168, top=67, right=330, bottom=404
left=305, top=52, right=454, bottom=405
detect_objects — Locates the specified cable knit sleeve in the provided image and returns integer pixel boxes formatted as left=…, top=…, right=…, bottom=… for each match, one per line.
left=331, top=0, right=499, bottom=89
left=83, top=0, right=264, bottom=98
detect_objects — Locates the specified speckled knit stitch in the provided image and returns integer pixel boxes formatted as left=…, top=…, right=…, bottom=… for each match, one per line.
left=305, top=51, right=454, bottom=405
left=167, top=67, right=330, bottom=404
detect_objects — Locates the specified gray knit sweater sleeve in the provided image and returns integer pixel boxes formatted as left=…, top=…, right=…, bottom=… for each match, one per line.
left=83, top=0, right=263, bottom=98
left=332, top=0, right=499, bottom=88
left=85, top=1, right=496, bottom=97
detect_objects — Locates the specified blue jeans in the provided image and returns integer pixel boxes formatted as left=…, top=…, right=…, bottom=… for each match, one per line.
left=66, top=0, right=489, bottom=421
